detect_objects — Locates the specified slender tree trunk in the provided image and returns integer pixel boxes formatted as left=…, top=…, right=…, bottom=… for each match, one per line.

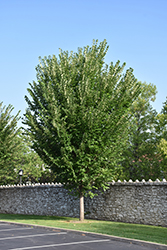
left=79, top=193, right=84, bottom=221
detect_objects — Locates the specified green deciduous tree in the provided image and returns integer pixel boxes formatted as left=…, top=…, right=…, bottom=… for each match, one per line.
left=19, top=134, right=56, bottom=184
left=0, top=101, right=53, bottom=185
left=120, top=82, right=164, bottom=181
left=156, top=97, right=167, bottom=139
left=156, top=98, right=167, bottom=179
left=23, top=39, right=141, bottom=220
left=0, top=102, right=21, bottom=184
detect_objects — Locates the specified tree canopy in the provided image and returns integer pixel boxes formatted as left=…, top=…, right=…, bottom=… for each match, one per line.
left=0, top=102, right=21, bottom=184
left=0, top=102, right=53, bottom=185
left=24, top=39, right=141, bottom=220
left=18, top=134, right=56, bottom=184
left=156, top=98, right=167, bottom=179
left=119, top=82, right=164, bottom=181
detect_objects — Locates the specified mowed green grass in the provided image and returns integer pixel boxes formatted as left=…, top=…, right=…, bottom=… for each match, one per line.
left=0, top=214, right=166, bottom=245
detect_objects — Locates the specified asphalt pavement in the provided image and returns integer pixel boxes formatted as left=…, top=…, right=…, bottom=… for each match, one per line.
left=0, top=221, right=166, bottom=250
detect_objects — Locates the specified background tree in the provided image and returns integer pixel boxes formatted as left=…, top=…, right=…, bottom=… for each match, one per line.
left=0, top=102, right=21, bottom=184
left=120, top=82, right=164, bottom=181
left=19, top=134, right=56, bottom=184
left=0, top=102, right=54, bottom=185
left=156, top=98, right=167, bottom=179
left=24, top=39, right=141, bottom=220
left=156, top=97, right=167, bottom=140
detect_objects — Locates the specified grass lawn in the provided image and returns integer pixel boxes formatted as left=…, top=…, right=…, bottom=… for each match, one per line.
left=0, top=214, right=166, bottom=245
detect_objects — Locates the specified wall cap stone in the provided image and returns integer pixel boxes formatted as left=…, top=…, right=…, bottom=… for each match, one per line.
left=0, top=179, right=167, bottom=189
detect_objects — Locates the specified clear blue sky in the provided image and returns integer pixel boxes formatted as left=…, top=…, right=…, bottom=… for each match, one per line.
left=1, top=0, right=167, bottom=126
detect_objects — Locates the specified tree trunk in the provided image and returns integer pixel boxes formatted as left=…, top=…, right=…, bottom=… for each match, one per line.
left=79, top=193, right=84, bottom=221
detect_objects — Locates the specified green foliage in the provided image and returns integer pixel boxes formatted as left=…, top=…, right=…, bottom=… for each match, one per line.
left=0, top=102, right=55, bottom=185
left=0, top=102, right=21, bottom=184
left=156, top=98, right=167, bottom=178
left=14, top=133, right=56, bottom=184
left=156, top=98, right=167, bottom=138
left=158, top=138, right=167, bottom=156
left=120, top=82, right=165, bottom=181
left=24, top=39, right=141, bottom=198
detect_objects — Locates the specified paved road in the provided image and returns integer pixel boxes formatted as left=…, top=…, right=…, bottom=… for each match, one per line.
left=0, top=222, right=165, bottom=250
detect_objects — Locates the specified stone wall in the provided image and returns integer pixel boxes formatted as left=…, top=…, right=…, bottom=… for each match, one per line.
left=0, top=179, right=166, bottom=227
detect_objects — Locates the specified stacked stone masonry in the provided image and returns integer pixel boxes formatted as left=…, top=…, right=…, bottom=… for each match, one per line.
left=0, top=179, right=166, bottom=227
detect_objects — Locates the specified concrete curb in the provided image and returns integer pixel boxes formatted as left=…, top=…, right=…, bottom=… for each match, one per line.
left=0, top=220, right=166, bottom=249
